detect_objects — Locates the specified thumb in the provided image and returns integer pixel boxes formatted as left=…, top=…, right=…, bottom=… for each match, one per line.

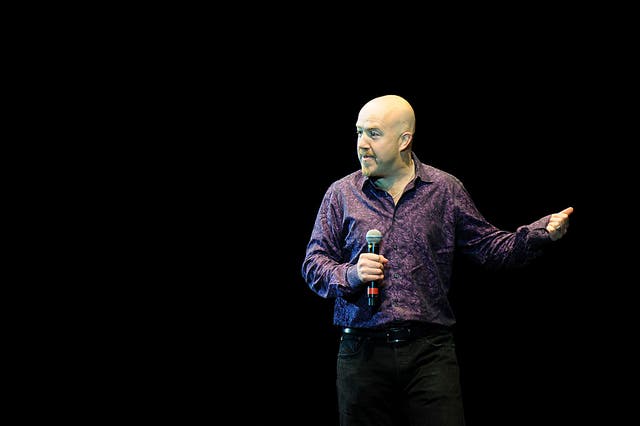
left=560, top=206, right=574, bottom=216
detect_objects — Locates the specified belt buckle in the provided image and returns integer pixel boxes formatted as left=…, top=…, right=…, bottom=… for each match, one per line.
left=386, top=327, right=410, bottom=343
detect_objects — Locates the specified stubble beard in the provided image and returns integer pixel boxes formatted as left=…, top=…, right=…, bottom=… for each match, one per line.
left=360, top=162, right=375, bottom=177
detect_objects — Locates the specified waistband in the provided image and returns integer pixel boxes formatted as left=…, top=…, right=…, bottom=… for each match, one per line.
left=340, top=322, right=449, bottom=343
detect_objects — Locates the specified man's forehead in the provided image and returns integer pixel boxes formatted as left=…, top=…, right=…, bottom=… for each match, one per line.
left=356, top=113, right=387, bottom=129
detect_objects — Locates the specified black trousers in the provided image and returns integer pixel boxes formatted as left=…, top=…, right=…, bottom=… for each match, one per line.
left=336, top=328, right=465, bottom=426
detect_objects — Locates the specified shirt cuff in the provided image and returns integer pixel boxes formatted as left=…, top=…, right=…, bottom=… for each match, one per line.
left=345, top=264, right=364, bottom=292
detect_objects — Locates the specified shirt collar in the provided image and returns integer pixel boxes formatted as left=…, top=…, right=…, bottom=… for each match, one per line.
left=359, top=152, right=433, bottom=191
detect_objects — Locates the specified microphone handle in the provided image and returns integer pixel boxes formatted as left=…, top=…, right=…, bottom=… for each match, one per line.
left=367, top=282, right=379, bottom=306
left=367, top=242, right=380, bottom=306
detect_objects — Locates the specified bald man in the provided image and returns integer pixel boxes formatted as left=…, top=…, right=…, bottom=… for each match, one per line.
left=302, top=94, right=573, bottom=426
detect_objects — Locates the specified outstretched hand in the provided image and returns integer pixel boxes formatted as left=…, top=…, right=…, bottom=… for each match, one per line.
left=545, top=206, right=574, bottom=241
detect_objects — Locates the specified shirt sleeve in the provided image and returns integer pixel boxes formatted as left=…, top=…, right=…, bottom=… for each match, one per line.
left=301, top=186, right=363, bottom=299
left=454, top=182, right=553, bottom=270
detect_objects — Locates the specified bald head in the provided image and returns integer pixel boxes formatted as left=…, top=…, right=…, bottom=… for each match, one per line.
left=356, top=95, right=417, bottom=180
left=358, top=95, right=416, bottom=137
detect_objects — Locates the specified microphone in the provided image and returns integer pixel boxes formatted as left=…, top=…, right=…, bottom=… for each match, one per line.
left=366, top=229, right=382, bottom=306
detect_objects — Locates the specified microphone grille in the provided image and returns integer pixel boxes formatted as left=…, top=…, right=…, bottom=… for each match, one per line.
left=365, top=229, right=382, bottom=243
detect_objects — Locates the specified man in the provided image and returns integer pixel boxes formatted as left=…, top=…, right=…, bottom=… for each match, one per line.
left=301, top=94, right=573, bottom=425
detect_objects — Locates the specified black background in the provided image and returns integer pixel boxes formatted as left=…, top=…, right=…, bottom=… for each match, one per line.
left=246, top=90, right=591, bottom=425
left=137, top=32, right=625, bottom=425
left=37, top=9, right=635, bottom=424
left=208, top=75, right=602, bottom=424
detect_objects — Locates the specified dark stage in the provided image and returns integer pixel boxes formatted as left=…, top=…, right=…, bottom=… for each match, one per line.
left=149, top=66, right=613, bottom=424
left=234, top=85, right=598, bottom=425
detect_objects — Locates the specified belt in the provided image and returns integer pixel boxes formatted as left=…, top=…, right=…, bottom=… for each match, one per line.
left=341, top=322, right=447, bottom=343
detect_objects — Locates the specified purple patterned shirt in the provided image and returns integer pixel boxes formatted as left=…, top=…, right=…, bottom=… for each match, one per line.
left=301, top=153, right=552, bottom=328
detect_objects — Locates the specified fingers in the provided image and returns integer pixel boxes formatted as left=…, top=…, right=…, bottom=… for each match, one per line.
left=545, top=219, right=566, bottom=241
left=365, top=254, right=388, bottom=272
left=546, top=208, right=572, bottom=241
left=358, top=253, right=388, bottom=282
left=546, top=218, right=569, bottom=232
left=547, top=206, right=574, bottom=229
left=363, top=253, right=388, bottom=265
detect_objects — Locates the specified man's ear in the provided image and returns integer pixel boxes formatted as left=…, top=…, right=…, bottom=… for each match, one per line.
left=400, top=132, right=413, bottom=150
